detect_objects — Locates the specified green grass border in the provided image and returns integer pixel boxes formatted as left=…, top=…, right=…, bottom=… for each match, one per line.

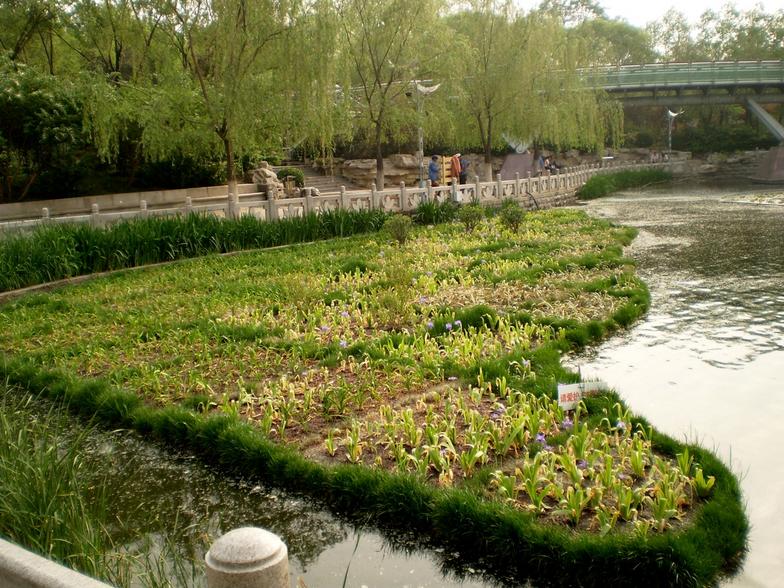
left=577, top=169, right=673, bottom=200
left=0, top=204, right=747, bottom=586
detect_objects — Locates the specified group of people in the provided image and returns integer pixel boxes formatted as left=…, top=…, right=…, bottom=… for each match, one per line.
left=428, top=153, right=470, bottom=186
left=537, top=154, right=560, bottom=175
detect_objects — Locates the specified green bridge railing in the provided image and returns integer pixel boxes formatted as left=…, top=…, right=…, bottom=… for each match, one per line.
left=582, top=60, right=784, bottom=90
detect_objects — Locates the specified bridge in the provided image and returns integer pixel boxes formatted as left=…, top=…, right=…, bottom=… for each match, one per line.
left=582, top=61, right=784, bottom=143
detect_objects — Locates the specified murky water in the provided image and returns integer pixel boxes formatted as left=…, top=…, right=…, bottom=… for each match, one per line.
left=68, top=426, right=494, bottom=588
left=573, top=185, right=784, bottom=587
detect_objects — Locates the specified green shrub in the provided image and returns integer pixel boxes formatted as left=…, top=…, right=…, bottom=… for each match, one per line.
left=498, top=199, right=525, bottom=232
left=578, top=169, right=672, bottom=200
left=275, top=166, right=305, bottom=187
left=384, top=214, right=413, bottom=245
left=458, top=204, right=485, bottom=232
left=414, top=200, right=458, bottom=225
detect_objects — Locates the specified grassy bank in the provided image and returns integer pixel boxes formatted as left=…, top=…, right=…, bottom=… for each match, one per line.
left=577, top=169, right=672, bottom=200
left=0, top=208, right=388, bottom=293
left=0, top=208, right=747, bottom=586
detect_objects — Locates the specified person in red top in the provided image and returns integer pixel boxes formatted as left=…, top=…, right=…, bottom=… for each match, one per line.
left=450, top=153, right=462, bottom=184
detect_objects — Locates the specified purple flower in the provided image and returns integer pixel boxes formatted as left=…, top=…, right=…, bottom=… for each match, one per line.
left=445, top=322, right=453, bottom=331
left=419, top=296, right=429, bottom=304
left=561, top=416, right=573, bottom=430
left=454, top=320, right=462, bottom=328
left=319, top=325, right=330, bottom=332
left=426, top=272, right=433, bottom=276
left=340, top=311, right=350, bottom=318
left=615, top=420, right=627, bottom=431
left=577, top=459, right=588, bottom=469
left=535, top=432, right=546, bottom=444
left=339, top=340, right=348, bottom=348
left=426, top=320, right=434, bottom=330
left=490, top=404, right=506, bottom=420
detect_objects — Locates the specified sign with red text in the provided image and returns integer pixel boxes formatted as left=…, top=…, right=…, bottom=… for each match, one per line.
left=557, top=381, right=608, bottom=410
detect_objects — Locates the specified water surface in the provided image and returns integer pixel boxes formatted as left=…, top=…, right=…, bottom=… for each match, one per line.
left=573, top=186, right=784, bottom=587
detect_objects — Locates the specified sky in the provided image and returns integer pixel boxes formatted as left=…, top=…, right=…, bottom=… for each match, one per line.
left=517, top=0, right=781, bottom=28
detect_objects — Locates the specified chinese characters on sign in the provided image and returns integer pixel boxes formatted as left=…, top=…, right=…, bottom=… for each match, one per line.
left=557, top=381, right=609, bottom=410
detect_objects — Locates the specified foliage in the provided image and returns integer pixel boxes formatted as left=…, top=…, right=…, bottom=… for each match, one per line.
left=0, top=208, right=747, bottom=585
left=0, top=209, right=389, bottom=293
left=384, top=213, right=413, bottom=245
left=276, top=167, right=305, bottom=187
left=498, top=199, right=525, bottom=232
left=457, top=203, right=485, bottom=231
left=673, top=125, right=778, bottom=154
left=577, top=169, right=672, bottom=200
left=413, top=200, right=458, bottom=225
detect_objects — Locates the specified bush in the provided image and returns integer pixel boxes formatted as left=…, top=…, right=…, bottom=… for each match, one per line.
left=577, top=169, right=672, bottom=200
left=414, top=200, right=458, bottom=225
left=384, top=214, right=413, bottom=245
left=498, top=199, right=525, bottom=232
left=275, top=166, right=305, bottom=187
left=458, top=204, right=485, bottom=232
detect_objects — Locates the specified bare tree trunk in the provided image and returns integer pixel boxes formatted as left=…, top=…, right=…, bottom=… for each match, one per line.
left=375, top=122, right=384, bottom=189
left=222, top=132, right=237, bottom=216
left=482, top=117, right=494, bottom=181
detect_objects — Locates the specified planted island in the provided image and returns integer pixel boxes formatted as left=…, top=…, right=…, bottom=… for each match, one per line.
left=0, top=205, right=746, bottom=586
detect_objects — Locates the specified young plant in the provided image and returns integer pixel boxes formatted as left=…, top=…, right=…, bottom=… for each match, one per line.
left=457, top=204, right=485, bottom=232
left=692, top=467, right=716, bottom=498
left=557, top=485, right=592, bottom=526
left=384, top=214, right=413, bottom=245
left=499, top=199, right=525, bottom=232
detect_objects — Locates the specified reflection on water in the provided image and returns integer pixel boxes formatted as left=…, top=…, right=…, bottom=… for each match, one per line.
left=572, top=186, right=784, bottom=587
left=13, top=403, right=493, bottom=588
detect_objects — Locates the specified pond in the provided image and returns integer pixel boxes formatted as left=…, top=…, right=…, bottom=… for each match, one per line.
left=573, top=185, right=784, bottom=587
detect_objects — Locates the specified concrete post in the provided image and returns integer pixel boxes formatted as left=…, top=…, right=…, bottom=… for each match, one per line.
left=496, top=176, right=503, bottom=202
left=41, top=207, right=50, bottom=222
left=451, top=177, right=458, bottom=203
left=426, top=179, right=433, bottom=203
left=205, top=527, right=289, bottom=588
left=304, top=187, right=313, bottom=215
left=399, top=181, right=408, bottom=212
left=90, top=203, right=100, bottom=228
left=185, top=196, right=193, bottom=215
left=515, top=172, right=521, bottom=199
left=371, top=182, right=378, bottom=210
left=140, top=199, right=149, bottom=219
left=339, top=186, right=348, bottom=211
left=474, top=174, right=481, bottom=204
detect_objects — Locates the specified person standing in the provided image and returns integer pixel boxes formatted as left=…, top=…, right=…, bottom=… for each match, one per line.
left=428, top=155, right=440, bottom=186
left=450, top=153, right=462, bottom=185
left=459, top=154, right=469, bottom=184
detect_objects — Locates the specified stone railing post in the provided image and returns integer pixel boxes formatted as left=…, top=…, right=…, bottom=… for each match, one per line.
left=90, top=203, right=100, bottom=228
left=371, top=182, right=378, bottom=210
left=304, top=187, right=314, bottom=215
left=340, top=186, right=348, bottom=210
left=140, top=200, right=149, bottom=219
left=426, top=179, right=433, bottom=203
left=41, top=207, right=50, bottom=223
left=399, top=181, right=408, bottom=212
left=185, top=196, right=193, bottom=215
left=451, top=177, right=458, bottom=203
left=496, top=176, right=504, bottom=201
left=515, top=172, right=521, bottom=199
left=474, top=174, right=481, bottom=204
left=206, top=527, right=289, bottom=588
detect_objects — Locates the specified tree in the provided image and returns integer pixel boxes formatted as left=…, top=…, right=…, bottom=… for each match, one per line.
left=536, top=0, right=605, bottom=28
left=571, top=18, right=656, bottom=66
left=151, top=0, right=294, bottom=203
left=336, top=0, right=441, bottom=188
left=448, top=1, right=619, bottom=178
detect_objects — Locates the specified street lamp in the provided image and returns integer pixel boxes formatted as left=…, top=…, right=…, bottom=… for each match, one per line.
left=410, top=81, right=440, bottom=187
left=667, top=109, right=684, bottom=159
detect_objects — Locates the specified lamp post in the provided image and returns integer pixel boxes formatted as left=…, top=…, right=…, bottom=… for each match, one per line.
left=411, top=81, right=440, bottom=187
left=667, top=109, right=683, bottom=158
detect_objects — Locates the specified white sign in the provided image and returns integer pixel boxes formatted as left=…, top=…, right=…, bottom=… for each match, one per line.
left=557, top=381, right=608, bottom=410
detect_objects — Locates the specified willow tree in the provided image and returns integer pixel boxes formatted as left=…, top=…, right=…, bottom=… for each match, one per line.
left=336, top=0, right=443, bottom=188
left=141, top=0, right=296, bottom=200
left=448, top=1, right=621, bottom=179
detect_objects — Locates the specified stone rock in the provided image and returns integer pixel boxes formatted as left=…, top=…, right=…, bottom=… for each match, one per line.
left=251, top=161, right=284, bottom=199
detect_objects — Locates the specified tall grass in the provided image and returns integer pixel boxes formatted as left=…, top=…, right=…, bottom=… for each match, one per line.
left=0, top=384, right=207, bottom=587
left=0, top=209, right=389, bottom=293
left=0, top=385, right=112, bottom=579
left=577, top=169, right=672, bottom=200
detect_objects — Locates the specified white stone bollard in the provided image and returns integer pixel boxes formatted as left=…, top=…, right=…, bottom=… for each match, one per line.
left=205, top=527, right=289, bottom=588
